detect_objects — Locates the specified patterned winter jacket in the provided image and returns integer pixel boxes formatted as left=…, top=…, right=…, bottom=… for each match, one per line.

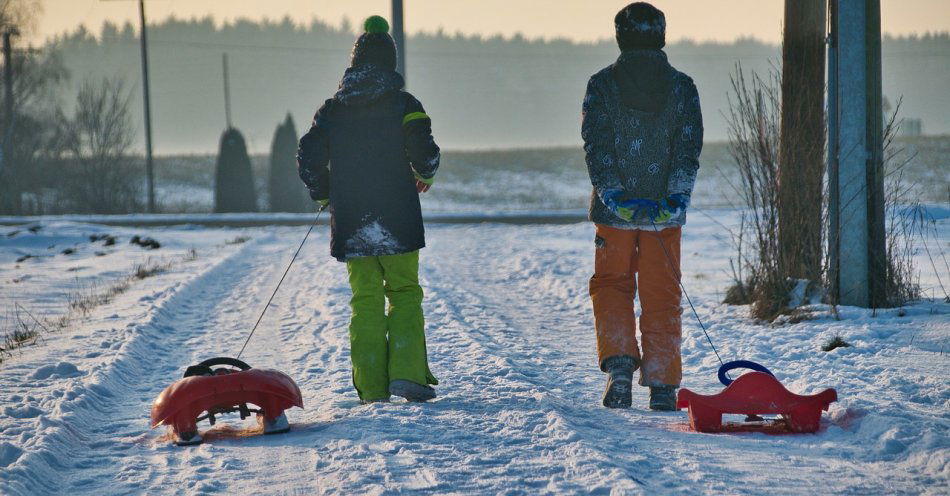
left=297, top=64, right=440, bottom=262
left=582, top=49, right=703, bottom=229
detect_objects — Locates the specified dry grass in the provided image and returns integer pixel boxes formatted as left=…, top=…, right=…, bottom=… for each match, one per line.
left=226, top=236, right=251, bottom=245
left=822, top=335, right=851, bottom=352
left=133, top=258, right=172, bottom=280
left=879, top=99, right=926, bottom=307
left=722, top=64, right=798, bottom=321
left=0, top=305, right=47, bottom=364
left=1, top=255, right=187, bottom=367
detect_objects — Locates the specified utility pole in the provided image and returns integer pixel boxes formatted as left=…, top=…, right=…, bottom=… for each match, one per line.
left=777, top=0, right=826, bottom=286
left=102, top=0, right=156, bottom=212
left=222, top=53, right=232, bottom=129
left=392, top=0, right=406, bottom=82
left=828, top=0, right=886, bottom=307
left=138, top=0, right=156, bottom=213
left=1, top=25, right=19, bottom=214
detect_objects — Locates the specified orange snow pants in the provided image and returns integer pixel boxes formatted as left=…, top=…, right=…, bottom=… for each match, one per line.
left=590, top=224, right=683, bottom=386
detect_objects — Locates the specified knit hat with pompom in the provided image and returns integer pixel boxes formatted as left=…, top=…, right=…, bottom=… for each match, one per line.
left=615, top=2, right=666, bottom=51
left=351, top=15, right=397, bottom=71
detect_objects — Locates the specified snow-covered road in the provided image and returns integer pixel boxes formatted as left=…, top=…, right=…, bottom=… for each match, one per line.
left=1, top=215, right=947, bottom=495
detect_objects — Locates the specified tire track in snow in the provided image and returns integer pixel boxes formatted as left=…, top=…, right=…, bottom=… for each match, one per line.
left=2, top=236, right=290, bottom=495
left=461, top=225, right=908, bottom=494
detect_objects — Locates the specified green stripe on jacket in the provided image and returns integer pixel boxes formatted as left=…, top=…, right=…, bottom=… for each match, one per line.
left=402, top=112, right=430, bottom=126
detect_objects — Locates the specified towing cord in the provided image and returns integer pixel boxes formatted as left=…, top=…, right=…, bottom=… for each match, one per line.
left=236, top=205, right=327, bottom=360
left=650, top=220, right=725, bottom=368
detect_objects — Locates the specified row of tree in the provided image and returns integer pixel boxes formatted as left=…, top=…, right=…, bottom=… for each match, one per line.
left=1, top=0, right=313, bottom=214
left=0, top=39, right=312, bottom=215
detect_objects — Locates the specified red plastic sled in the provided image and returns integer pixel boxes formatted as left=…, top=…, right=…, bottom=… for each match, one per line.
left=677, top=371, right=837, bottom=433
left=151, top=357, right=303, bottom=445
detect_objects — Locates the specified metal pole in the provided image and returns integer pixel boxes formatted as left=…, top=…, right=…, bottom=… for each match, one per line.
left=222, top=53, right=232, bottom=129
left=138, top=0, right=156, bottom=213
left=392, top=0, right=406, bottom=82
left=833, top=0, right=880, bottom=307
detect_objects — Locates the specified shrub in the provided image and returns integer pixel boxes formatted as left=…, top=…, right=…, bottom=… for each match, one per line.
left=268, top=114, right=309, bottom=212
left=214, top=127, right=258, bottom=212
left=55, top=78, right=142, bottom=213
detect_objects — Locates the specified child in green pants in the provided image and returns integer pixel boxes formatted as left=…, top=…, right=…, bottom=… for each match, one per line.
left=297, top=16, right=441, bottom=403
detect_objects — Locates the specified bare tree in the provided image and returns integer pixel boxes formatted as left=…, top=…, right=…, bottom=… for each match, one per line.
left=57, top=78, right=141, bottom=213
left=0, top=0, right=41, bottom=35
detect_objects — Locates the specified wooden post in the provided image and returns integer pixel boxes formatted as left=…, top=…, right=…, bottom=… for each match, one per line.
left=222, top=53, right=232, bottom=129
left=777, top=0, right=827, bottom=285
left=392, top=0, right=406, bottom=83
left=1, top=26, right=18, bottom=214
left=137, top=0, right=156, bottom=213
left=101, top=0, right=157, bottom=211
left=865, top=0, right=887, bottom=307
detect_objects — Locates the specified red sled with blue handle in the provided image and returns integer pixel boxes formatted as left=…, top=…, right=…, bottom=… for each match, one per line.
left=150, top=357, right=303, bottom=445
left=677, top=361, right=837, bottom=433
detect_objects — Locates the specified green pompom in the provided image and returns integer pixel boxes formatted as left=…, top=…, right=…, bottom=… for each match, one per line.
left=364, top=15, right=389, bottom=34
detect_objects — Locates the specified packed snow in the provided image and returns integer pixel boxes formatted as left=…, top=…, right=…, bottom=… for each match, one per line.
left=0, top=208, right=947, bottom=495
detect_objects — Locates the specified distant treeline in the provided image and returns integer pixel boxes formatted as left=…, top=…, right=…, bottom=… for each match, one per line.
left=45, top=18, right=950, bottom=153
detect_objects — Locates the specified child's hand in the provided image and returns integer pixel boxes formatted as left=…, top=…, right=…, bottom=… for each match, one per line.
left=414, top=173, right=434, bottom=193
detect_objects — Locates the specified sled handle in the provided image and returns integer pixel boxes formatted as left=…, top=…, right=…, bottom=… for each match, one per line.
left=718, top=360, right=774, bottom=386
left=183, top=357, right=252, bottom=377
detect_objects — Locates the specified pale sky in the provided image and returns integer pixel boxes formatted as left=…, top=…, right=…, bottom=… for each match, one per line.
left=26, top=0, right=950, bottom=45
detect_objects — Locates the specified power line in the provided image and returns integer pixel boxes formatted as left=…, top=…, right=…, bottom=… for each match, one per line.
left=87, top=35, right=950, bottom=59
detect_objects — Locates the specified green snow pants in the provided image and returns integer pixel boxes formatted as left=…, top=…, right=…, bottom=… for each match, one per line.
left=346, top=250, right=438, bottom=401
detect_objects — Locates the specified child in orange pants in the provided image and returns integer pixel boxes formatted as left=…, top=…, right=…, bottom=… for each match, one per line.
left=590, top=225, right=683, bottom=408
left=581, top=2, right=703, bottom=409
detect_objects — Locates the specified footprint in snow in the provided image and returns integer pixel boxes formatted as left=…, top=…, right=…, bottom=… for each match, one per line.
left=30, top=361, right=84, bottom=380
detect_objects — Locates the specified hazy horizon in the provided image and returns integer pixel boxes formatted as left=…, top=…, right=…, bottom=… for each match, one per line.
left=28, top=0, right=950, bottom=46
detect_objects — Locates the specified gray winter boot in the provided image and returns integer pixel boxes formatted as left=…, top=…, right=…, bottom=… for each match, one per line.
left=649, top=385, right=679, bottom=411
left=389, top=379, right=436, bottom=402
left=601, top=356, right=639, bottom=409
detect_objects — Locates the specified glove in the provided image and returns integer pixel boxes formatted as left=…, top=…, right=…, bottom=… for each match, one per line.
left=316, top=198, right=329, bottom=209
left=414, top=172, right=434, bottom=193
left=655, top=193, right=689, bottom=222
left=602, top=190, right=660, bottom=222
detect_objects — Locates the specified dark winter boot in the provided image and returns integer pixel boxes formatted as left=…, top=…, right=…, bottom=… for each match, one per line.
left=389, top=379, right=436, bottom=402
left=649, top=385, right=678, bottom=411
left=602, top=355, right=639, bottom=409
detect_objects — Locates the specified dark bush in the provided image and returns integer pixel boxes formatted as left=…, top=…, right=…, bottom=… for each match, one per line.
left=214, top=128, right=258, bottom=213
left=268, top=114, right=309, bottom=212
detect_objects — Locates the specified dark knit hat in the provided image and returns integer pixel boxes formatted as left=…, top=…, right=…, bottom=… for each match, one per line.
left=615, top=2, right=666, bottom=51
left=351, top=15, right=397, bottom=71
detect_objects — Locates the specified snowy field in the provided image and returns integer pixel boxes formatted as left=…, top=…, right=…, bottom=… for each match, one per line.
left=0, top=208, right=947, bottom=495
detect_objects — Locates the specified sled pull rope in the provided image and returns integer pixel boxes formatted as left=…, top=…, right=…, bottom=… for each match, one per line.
left=237, top=206, right=327, bottom=360
left=650, top=221, right=725, bottom=367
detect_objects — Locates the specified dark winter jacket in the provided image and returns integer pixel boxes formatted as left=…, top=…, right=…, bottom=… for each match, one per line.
left=297, top=65, right=440, bottom=261
left=582, top=49, right=703, bottom=228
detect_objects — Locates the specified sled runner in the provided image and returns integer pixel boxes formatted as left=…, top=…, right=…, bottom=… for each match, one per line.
left=677, top=361, right=837, bottom=434
left=150, top=357, right=303, bottom=446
